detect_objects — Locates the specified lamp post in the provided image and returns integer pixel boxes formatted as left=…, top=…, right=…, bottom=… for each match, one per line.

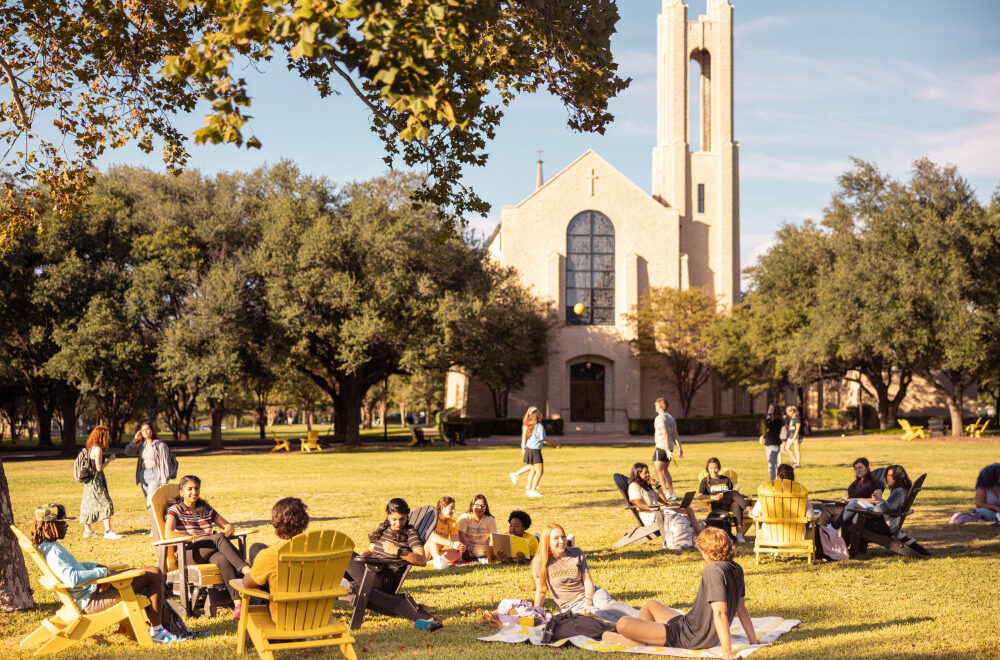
left=383, top=375, right=389, bottom=442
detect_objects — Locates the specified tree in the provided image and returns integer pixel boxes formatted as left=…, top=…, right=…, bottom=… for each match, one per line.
left=0, top=455, right=34, bottom=611
left=2, top=1, right=628, bottom=246
left=254, top=166, right=483, bottom=444
left=626, top=286, right=722, bottom=417
left=447, top=265, right=549, bottom=417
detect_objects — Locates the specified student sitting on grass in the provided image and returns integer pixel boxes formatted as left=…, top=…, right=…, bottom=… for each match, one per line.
left=532, top=523, right=638, bottom=623
left=31, top=503, right=183, bottom=644
left=242, top=497, right=310, bottom=617
left=457, top=494, right=498, bottom=562
left=424, top=496, right=465, bottom=569
left=345, top=498, right=427, bottom=593
left=607, top=527, right=758, bottom=659
left=507, top=510, right=539, bottom=559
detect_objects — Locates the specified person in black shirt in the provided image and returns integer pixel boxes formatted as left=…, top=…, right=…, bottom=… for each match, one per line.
left=607, top=527, right=758, bottom=659
left=815, top=457, right=883, bottom=526
left=760, top=404, right=783, bottom=480
left=345, top=498, right=426, bottom=593
left=697, top=458, right=750, bottom=543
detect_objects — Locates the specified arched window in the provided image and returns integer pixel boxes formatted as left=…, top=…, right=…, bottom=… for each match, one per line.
left=566, top=211, right=614, bottom=325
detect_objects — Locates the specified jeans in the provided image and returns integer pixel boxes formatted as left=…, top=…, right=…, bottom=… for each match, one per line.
left=140, top=468, right=160, bottom=504
left=764, top=445, right=780, bottom=480
left=565, top=587, right=639, bottom=623
left=975, top=507, right=1000, bottom=523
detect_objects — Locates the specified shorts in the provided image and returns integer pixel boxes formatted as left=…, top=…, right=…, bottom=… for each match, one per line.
left=82, top=586, right=121, bottom=613
left=661, top=617, right=684, bottom=647
left=523, top=448, right=543, bottom=465
left=652, top=448, right=670, bottom=464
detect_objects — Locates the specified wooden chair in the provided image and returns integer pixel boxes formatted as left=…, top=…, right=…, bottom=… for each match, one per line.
left=10, top=525, right=154, bottom=655
left=270, top=432, right=291, bottom=452
left=610, top=473, right=695, bottom=548
left=845, top=473, right=930, bottom=558
left=964, top=417, right=982, bottom=436
left=300, top=430, right=324, bottom=452
left=750, top=479, right=815, bottom=564
left=231, top=529, right=357, bottom=660
left=347, top=504, right=437, bottom=631
left=897, top=419, right=926, bottom=441
left=148, top=483, right=255, bottom=616
left=966, top=418, right=990, bottom=437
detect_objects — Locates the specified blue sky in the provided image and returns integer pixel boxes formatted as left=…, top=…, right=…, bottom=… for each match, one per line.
left=97, top=1, right=1000, bottom=281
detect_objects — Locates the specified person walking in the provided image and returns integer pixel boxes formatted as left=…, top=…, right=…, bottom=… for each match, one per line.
left=760, top=404, right=783, bottom=481
left=513, top=406, right=561, bottom=497
left=652, top=398, right=683, bottom=500
left=79, top=426, right=122, bottom=540
left=779, top=406, right=802, bottom=468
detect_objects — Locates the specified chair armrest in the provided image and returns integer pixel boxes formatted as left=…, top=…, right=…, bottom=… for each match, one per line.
left=231, top=529, right=256, bottom=538
left=89, top=569, right=147, bottom=586
left=230, top=578, right=271, bottom=601
left=105, top=563, right=128, bottom=571
left=153, top=535, right=198, bottom=546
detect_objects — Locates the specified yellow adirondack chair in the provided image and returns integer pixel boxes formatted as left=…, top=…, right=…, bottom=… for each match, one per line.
left=10, top=525, right=154, bottom=655
left=271, top=431, right=291, bottom=452
left=300, top=429, right=323, bottom=452
left=149, top=483, right=255, bottom=616
left=975, top=419, right=991, bottom=437
left=750, top=479, right=815, bottom=564
left=964, top=417, right=982, bottom=435
left=231, top=529, right=357, bottom=660
left=965, top=418, right=990, bottom=437
left=897, top=419, right=926, bottom=441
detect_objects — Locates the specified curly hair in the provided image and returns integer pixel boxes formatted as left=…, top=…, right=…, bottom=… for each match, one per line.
left=435, top=495, right=456, bottom=517
left=776, top=464, right=795, bottom=481
left=695, top=527, right=735, bottom=562
left=886, top=465, right=911, bottom=491
left=272, top=497, right=309, bottom=539
left=30, top=520, right=62, bottom=545
left=368, top=497, right=413, bottom=544
left=85, top=426, right=110, bottom=450
left=508, top=510, right=532, bottom=530
left=975, top=463, right=1000, bottom=490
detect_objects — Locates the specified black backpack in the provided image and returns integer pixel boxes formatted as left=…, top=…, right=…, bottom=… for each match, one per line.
left=73, top=448, right=95, bottom=483
left=802, top=420, right=812, bottom=437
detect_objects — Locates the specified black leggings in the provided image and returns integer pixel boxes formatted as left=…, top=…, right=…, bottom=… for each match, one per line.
left=345, top=556, right=407, bottom=594
left=712, top=492, right=749, bottom=531
left=186, top=533, right=247, bottom=600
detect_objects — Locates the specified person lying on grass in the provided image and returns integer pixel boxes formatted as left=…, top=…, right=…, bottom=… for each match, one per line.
left=345, top=498, right=427, bottom=593
left=607, top=527, right=758, bottom=659
left=31, top=503, right=183, bottom=644
left=424, top=495, right=466, bottom=569
left=532, top=523, right=638, bottom=623
left=242, top=497, right=310, bottom=617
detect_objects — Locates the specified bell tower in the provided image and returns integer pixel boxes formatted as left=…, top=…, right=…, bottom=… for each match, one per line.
left=652, top=0, right=740, bottom=307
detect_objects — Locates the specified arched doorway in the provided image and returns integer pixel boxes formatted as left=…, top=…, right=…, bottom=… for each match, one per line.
left=570, top=361, right=605, bottom=423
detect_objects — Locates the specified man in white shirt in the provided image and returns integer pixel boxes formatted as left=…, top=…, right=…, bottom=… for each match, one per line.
left=652, top=398, right=683, bottom=500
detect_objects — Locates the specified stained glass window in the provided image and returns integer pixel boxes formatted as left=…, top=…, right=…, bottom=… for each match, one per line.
left=566, top=211, right=614, bottom=325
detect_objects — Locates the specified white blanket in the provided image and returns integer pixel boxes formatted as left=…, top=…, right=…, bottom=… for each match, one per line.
left=479, top=616, right=800, bottom=657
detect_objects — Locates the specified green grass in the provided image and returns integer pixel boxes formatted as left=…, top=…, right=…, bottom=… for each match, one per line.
left=3, top=435, right=999, bottom=659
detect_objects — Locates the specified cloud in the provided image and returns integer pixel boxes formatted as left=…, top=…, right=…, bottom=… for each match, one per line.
left=741, top=153, right=849, bottom=183
left=734, top=15, right=795, bottom=39
left=740, top=234, right=777, bottom=288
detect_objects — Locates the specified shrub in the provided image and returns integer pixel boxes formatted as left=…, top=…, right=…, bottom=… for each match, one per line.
left=718, top=414, right=764, bottom=437
left=630, top=414, right=763, bottom=437
left=629, top=418, right=654, bottom=435
left=542, top=418, right=564, bottom=436
left=676, top=416, right=720, bottom=435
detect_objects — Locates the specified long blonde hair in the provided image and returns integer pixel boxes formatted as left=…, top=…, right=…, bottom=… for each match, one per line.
left=522, top=406, right=541, bottom=437
left=531, top=523, right=566, bottom=591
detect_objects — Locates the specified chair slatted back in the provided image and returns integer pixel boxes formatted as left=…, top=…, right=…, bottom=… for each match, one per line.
left=697, top=467, right=739, bottom=489
left=755, top=479, right=810, bottom=545
left=149, top=483, right=179, bottom=571
left=273, top=530, right=355, bottom=631
left=612, top=473, right=645, bottom=526
left=408, top=505, right=438, bottom=544
left=9, top=525, right=81, bottom=613
left=896, top=473, right=926, bottom=529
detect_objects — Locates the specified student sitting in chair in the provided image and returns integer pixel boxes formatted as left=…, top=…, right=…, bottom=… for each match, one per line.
left=607, top=527, right=758, bottom=659
left=750, top=464, right=815, bottom=543
left=424, top=496, right=465, bottom=569
left=457, top=494, right=498, bottom=562
left=697, top=458, right=749, bottom=543
left=346, top=498, right=427, bottom=592
left=815, top=457, right=882, bottom=526
left=31, top=503, right=183, bottom=644
left=243, top=497, right=310, bottom=616
left=628, top=462, right=699, bottom=549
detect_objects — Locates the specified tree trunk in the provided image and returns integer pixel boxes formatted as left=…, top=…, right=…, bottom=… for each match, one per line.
left=255, top=387, right=268, bottom=442
left=57, top=383, right=79, bottom=458
left=166, top=385, right=198, bottom=443
left=399, top=402, right=408, bottom=428
left=926, top=370, right=972, bottom=436
left=208, top=397, right=225, bottom=451
left=0, top=455, right=36, bottom=611
left=501, top=389, right=510, bottom=418
left=340, top=377, right=365, bottom=445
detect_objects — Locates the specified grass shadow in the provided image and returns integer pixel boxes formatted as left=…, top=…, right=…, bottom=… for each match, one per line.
left=804, top=616, right=935, bottom=638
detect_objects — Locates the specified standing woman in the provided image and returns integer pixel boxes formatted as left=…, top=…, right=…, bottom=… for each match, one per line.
left=124, top=421, right=174, bottom=506
left=520, top=406, right=561, bottom=498
left=79, top=426, right=122, bottom=539
left=780, top=406, right=802, bottom=468
left=760, top=404, right=783, bottom=481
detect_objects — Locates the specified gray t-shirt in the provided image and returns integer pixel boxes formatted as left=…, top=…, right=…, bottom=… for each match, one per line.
left=534, top=546, right=589, bottom=609
left=654, top=412, right=677, bottom=451
left=666, top=560, right=745, bottom=649
left=141, top=442, right=157, bottom=470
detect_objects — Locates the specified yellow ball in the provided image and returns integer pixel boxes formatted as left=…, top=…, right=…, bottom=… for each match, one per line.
left=573, top=302, right=586, bottom=315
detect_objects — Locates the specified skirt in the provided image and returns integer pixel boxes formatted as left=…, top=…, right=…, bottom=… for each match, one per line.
left=80, top=471, right=114, bottom=524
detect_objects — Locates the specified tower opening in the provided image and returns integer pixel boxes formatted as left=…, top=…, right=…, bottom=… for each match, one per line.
left=689, top=48, right=711, bottom=152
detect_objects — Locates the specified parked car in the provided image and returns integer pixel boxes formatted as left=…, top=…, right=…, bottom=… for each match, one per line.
left=385, top=413, right=419, bottom=424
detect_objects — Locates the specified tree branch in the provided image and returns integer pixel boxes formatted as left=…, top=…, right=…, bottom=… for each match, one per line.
left=0, top=54, right=30, bottom=129
left=323, top=54, right=405, bottom=132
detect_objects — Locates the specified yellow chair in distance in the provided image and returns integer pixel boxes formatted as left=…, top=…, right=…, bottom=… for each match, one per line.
left=231, top=529, right=357, bottom=660
left=300, top=429, right=323, bottom=452
left=10, top=525, right=154, bottom=655
left=897, top=419, right=926, bottom=441
left=966, top=418, right=990, bottom=437
left=964, top=417, right=982, bottom=436
left=270, top=431, right=291, bottom=452
left=750, top=479, right=815, bottom=564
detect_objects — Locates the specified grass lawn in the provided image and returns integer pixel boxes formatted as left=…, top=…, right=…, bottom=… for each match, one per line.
left=3, top=434, right=999, bottom=659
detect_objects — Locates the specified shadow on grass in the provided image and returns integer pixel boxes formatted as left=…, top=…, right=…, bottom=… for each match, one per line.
left=804, top=615, right=934, bottom=638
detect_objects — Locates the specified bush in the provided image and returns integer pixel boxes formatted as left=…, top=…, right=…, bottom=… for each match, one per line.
left=542, top=418, right=564, bottom=436
left=719, top=414, right=765, bottom=437
left=629, top=418, right=655, bottom=435
left=629, top=414, right=764, bottom=437
left=488, top=418, right=523, bottom=436
left=676, top=416, right=720, bottom=435
left=444, top=417, right=563, bottom=438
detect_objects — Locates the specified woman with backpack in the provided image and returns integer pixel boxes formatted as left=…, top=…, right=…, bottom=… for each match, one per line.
left=124, top=421, right=176, bottom=506
left=79, top=426, right=122, bottom=539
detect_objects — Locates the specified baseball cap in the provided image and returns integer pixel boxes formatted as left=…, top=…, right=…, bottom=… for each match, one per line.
left=34, top=503, right=73, bottom=522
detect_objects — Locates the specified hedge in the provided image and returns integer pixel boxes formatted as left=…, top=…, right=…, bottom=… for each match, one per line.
left=442, top=417, right=564, bottom=439
left=629, top=414, right=765, bottom=437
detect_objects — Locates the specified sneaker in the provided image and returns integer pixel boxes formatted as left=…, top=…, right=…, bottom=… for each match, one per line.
left=103, top=530, right=122, bottom=540
left=232, top=601, right=242, bottom=620
left=526, top=490, right=542, bottom=498
left=151, top=628, right=183, bottom=644
left=433, top=555, right=449, bottom=570
left=477, top=557, right=489, bottom=564
left=509, top=472, right=518, bottom=485
left=736, top=532, right=746, bottom=544
left=82, top=529, right=94, bottom=539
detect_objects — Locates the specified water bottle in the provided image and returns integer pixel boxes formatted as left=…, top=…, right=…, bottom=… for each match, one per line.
left=414, top=619, right=442, bottom=631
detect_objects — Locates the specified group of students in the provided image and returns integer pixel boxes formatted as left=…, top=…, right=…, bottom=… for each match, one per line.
left=423, top=494, right=539, bottom=568
left=760, top=403, right=806, bottom=480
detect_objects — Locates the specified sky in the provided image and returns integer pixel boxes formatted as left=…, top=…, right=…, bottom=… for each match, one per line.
left=95, top=1, right=1000, bottom=282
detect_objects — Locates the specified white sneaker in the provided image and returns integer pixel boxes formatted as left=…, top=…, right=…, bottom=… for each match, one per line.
left=735, top=533, right=746, bottom=544
left=509, top=472, right=518, bottom=485
left=526, top=490, right=542, bottom=498
left=82, top=529, right=94, bottom=539
left=433, top=555, right=448, bottom=570
left=104, top=530, right=122, bottom=540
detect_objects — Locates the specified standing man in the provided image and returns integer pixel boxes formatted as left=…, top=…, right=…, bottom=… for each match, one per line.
left=653, top=398, right=683, bottom=501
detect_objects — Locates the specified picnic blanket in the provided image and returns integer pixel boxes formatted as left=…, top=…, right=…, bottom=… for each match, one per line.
left=479, top=616, right=799, bottom=657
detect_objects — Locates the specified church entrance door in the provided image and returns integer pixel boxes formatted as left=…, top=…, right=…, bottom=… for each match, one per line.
left=569, top=362, right=605, bottom=423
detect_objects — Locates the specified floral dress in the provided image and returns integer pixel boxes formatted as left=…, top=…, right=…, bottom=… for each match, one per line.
left=79, top=452, right=114, bottom=524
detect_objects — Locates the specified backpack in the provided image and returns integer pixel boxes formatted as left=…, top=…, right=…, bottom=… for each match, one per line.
left=166, top=445, right=179, bottom=480
left=73, top=447, right=95, bottom=483
left=662, top=510, right=695, bottom=550
left=801, top=420, right=812, bottom=437
left=542, top=611, right=616, bottom=643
